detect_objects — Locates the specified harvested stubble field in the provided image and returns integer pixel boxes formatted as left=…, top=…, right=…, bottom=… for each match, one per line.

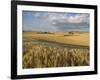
left=23, top=32, right=90, bottom=68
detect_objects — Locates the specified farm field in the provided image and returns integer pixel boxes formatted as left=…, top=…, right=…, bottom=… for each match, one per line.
left=23, top=31, right=90, bottom=68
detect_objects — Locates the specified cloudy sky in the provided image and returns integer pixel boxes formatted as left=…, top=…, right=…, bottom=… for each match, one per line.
left=22, top=11, right=90, bottom=32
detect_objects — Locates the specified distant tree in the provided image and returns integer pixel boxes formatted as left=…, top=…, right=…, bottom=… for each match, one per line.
left=68, top=32, right=74, bottom=35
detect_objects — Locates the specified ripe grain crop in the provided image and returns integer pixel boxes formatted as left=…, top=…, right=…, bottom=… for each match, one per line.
left=23, top=39, right=89, bottom=68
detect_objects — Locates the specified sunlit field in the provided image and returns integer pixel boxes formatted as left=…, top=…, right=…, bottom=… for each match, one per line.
left=23, top=31, right=90, bottom=68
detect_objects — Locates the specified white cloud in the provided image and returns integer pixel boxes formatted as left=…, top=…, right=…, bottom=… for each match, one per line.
left=47, top=13, right=89, bottom=25
left=32, top=12, right=89, bottom=25
left=47, top=13, right=67, bottom=22
left=67, top=14, right=89, bottom=24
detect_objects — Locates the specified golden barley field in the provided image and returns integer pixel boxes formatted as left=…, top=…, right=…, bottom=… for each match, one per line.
left=22, top=31, right=90, bottom=68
